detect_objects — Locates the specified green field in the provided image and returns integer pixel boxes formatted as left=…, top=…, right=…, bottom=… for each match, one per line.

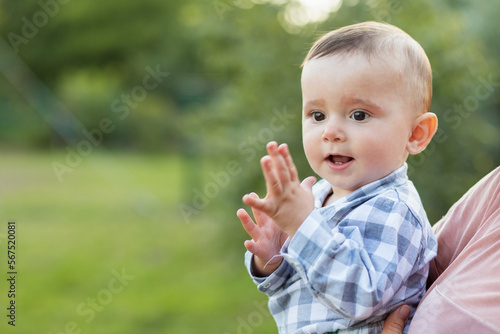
left=0, top=150, right=276, bottom=334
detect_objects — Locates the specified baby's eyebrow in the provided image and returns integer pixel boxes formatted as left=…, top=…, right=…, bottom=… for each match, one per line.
left=347, top=97, right=383, bottom=112
left=303, top=98, right=326, bottom=110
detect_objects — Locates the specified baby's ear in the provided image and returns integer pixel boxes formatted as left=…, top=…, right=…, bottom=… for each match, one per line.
left=407, top=112, right=438, bottom=155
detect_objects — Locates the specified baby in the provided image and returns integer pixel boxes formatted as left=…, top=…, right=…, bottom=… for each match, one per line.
left=237, top=22, right=438, bottom=333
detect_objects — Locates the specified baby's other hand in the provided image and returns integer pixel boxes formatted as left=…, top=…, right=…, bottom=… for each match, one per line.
left=237, top=207, right=287, bottom=276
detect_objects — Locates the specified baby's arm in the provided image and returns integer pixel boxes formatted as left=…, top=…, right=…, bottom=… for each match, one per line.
left=242, top=142, right=316, bottom=238
left=281, top=199, right=432, bottom=319
left=237, top=207, right=287, bottom=276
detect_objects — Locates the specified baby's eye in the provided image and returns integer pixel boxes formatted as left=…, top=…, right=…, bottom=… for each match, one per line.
left=350, top=110, right=369, bottom=121
left=311, top=111, right=326, bottom=122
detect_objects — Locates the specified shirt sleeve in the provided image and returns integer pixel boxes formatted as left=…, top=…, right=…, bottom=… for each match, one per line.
left=280, top=195, right=431, bottom=320
left=244, top=250, right=295, bottom=296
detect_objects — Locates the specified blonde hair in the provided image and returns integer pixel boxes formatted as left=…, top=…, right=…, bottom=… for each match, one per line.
left=302, top=22, right=432, bottom=114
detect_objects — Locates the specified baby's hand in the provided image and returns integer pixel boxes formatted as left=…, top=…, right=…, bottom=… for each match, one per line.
left=242, top=142, right=316, bottom=238
left=237, top=207, right=287, bottom=276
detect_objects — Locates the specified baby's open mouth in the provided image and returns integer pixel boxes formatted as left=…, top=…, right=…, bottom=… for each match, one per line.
left=328, top=155, right=354, bottom=165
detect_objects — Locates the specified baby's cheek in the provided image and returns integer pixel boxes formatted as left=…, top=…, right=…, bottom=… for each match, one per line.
left=302, top=139, right=317, bottom=159
left=363, top=146, right=403, bottom=180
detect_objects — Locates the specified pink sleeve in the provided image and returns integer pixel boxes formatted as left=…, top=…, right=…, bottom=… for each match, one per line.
left=409, top=166, right=500, bottom=333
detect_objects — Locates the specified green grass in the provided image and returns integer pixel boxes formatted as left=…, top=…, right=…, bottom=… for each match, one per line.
left=0, top=150, right=276, bottom=334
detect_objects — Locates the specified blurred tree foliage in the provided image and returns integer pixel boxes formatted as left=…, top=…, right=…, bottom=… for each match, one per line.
left=0, top=0, right=499, bottom=225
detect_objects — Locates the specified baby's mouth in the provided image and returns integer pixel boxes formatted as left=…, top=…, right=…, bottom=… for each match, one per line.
left=328, top=155, right=354, bottom=165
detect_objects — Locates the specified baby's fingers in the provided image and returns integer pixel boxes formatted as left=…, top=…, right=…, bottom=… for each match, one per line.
left=252, top=206, right=274, bottom=228
left=261, top=155, right=283, bottom=198
left=237, top=208, right=260, bottom=241
left=278, top=143, right=299, bottom=183
left=267, top=142, right=292, bottom=186
left=242, top=192, right=272, bottom=215
left=244, top=240, right=271, bottom=264
left=244, top=239, right=260, bottom=255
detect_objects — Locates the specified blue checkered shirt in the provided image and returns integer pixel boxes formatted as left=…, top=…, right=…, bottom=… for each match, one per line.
left=245, top=164, right=437, bottom=334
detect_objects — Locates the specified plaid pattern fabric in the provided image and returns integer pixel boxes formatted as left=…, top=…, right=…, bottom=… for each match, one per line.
left=245, top=164, right=437, bottom=334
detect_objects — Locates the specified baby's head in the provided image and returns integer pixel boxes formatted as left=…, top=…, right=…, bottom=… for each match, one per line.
left=301, top=22, right=437, bottom=197
left=302, top=22, right=432, bottom=113
left=303, top=21, right=432, bottom=115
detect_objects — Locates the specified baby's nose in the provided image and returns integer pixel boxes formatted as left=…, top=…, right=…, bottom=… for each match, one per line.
left=322, top=122, right=346, bottom=142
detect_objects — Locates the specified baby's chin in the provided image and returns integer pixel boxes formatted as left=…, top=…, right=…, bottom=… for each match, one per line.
left=322, top=175, right=380, bottom=194
left=330, top=168, right=405, bottom=193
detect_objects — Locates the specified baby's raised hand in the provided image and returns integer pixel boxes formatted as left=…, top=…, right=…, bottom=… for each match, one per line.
left=242, top=142, right=316, bottom=238
left=237, top=207, right=287, bottom=276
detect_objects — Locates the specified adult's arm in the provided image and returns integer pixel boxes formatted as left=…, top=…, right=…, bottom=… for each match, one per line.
left=385, top=166, right=500, bottom=334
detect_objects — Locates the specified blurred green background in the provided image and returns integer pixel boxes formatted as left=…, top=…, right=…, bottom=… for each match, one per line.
left=0, top=0, right=499, bottom=333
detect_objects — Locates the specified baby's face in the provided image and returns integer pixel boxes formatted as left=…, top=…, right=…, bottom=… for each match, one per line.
left=301, top=53, right=416, bottom=198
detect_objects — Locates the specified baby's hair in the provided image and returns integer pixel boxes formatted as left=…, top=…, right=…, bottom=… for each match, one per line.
left=302, top=21, right=432, bottom=114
